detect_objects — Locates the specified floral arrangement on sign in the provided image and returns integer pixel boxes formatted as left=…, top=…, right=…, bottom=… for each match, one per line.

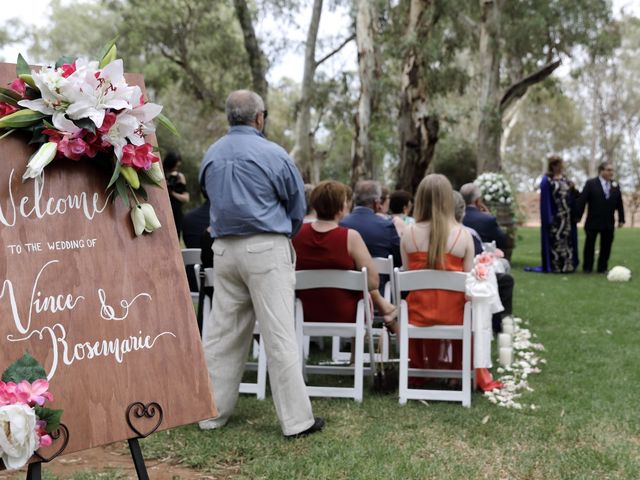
left=0, top=39, right=178, bottom=236
left=0, top=354, right=63, bottom=470
left=474, top=172, right=514, bottom=205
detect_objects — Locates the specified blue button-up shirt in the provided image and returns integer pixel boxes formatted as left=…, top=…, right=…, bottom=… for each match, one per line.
left=199, top=126, right=306, bottom=238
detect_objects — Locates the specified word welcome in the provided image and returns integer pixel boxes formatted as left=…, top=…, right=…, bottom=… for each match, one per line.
left=0, top=169, right=110, bottom=228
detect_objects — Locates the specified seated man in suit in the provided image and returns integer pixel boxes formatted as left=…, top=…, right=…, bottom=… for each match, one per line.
left=458, top=185, right=514, bottom=334
left=339, top=180, right=401, bottom=267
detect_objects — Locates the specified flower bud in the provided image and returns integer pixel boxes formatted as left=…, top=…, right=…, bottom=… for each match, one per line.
left=22, top=142, right=57, bottom=182
left=130, top=205, right=146, bottom=236
left=146, top=162, right=164, bottom=185
left=0, top=108, right=44, bottom=129
left=119, top=166, right=140, bottom=189
left=18, top=74, right=37, bottom=90
left=140, top=203, right=161, bottom=232
left=99, top=45, right=117, bottom=69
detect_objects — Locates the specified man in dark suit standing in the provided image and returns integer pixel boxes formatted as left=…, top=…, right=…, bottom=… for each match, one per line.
left=340, top=180, right=401, bottom=267
left=576, top=162, right=625, bottom=273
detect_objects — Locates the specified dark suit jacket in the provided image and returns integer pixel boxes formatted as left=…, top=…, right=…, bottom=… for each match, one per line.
left=576, top=177, right=625, bottom=230
left=462, top=206, right=508, bottom=250
left=340, top=206, right=401, bottom=267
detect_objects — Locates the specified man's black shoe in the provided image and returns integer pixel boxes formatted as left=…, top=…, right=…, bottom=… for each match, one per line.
left=285, top=417, right=324, bottom=439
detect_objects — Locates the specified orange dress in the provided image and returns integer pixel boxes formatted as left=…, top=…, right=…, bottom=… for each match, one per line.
left=406, top=227, right=466, bottom=374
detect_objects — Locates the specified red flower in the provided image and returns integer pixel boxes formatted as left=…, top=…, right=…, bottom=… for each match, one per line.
left=121, top=144, right=137, bottom=167
left=10, top=78, right=26, bottom=96
left=60, top=62, right=77, bottom=78
left=0, top=102, right=18, bottom=118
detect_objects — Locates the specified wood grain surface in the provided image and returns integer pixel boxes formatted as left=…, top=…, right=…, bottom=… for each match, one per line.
left=0, top=62, right=216, bottom=459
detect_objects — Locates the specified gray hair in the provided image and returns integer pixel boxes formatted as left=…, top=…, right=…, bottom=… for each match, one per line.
left=225, top=90, right=264, bottom=126
left=453, top=191, right=466, bottom=222
left=353, top=180, right=382, bottom=207
left=460, top=183, right=481, bottom=206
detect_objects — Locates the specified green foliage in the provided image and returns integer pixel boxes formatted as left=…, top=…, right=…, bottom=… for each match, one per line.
left=431, top=135, right=477, bottom=190
left=34, top=406, right=64, bottom=433
left=2, top=353, right=47, bottom=383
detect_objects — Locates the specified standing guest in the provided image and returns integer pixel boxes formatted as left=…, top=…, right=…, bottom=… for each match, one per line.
left=340, top=180, right=402, bottom=267
left=539, top=156, right=579, bottom=273
left=389, top=190, right=415, bottom=236
left=163, top=151, right=190, bottom=237
left=182, top=185, right=211, bottom=294
left=293, top=181, right=397, bottom=331
left=576, top=161, right=625, bottom=273
left=402, top=174, right=501, bottom=391
left=198, top=90, right=322, bottom=438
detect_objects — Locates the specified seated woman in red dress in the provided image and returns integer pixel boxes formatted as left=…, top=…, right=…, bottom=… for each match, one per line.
left=401, top=174, right=500, bottom=391
left=293, top=180, right=396, bottom=327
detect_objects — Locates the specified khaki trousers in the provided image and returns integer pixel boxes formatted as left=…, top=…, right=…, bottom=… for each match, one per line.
left=202, top=233, right=314, bottom=435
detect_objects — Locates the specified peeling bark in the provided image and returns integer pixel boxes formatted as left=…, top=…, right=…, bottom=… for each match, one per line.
left=233, top=0, right=269, bottom=103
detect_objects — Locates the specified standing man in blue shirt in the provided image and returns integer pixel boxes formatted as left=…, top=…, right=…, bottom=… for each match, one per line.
left=198, top=90, right=323, bottom=438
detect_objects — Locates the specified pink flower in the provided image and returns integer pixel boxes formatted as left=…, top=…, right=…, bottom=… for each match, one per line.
left=120, top=143, right=137, bottom=167
left=0, top=381, right=30, bottom=405
left=494, top=248, right=504, bottom=258
left=476, top=252, right=494, bottom=266
left=58, top=136, right=91, bottom=161
left=16, top=379, right=53, bottom=407
left=10, top=78, right=26, bottom=96
left=0, top=102, right=18, bottom=118
left=36, top=420, right=52, bottom=447
left=473, top=264, right=489, bottom=281
left=133, top=143, right=158, bottom=170
left=59, top=62, right=77, bottom=78
left=99, top=112, right=117, bottom=134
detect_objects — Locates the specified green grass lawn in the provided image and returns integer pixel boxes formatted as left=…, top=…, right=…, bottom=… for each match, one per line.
left=30, top=227, right=640, bottom=480
left=138, top=227, right=640, bottom=479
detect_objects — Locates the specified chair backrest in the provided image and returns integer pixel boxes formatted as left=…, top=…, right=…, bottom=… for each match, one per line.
left=372, top=255, right=394, bottom=302
left=394, top=267, right=467, bottom=301
left=181, top=248, right=201, bottom=266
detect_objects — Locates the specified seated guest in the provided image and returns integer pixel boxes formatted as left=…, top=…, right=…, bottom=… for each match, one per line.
left=389, top=189, right=415, bottom=236
left=402, top=174, right=501, bottom=391
left=340, top=180, right=401, bottom=267
left=460, top=183, right=508, bottom=250
left=303, top=183, right=316, bottom=223
left=293, top=181, right=397, bottom=331
left=459, top=185, right=514, bottom=333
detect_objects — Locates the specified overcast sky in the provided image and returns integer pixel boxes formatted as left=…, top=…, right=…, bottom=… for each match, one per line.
left=0, top=0, right=638, bottom=82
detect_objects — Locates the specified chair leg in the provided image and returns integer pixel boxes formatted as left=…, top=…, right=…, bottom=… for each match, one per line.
left=256, top=336, right=267, bottom=400
left=398, top=306, right=408, bottom=405
left=354, top=326, right=364, bottom=402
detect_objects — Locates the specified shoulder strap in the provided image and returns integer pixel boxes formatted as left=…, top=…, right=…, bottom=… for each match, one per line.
left=448, top=226, right=464, bottom=253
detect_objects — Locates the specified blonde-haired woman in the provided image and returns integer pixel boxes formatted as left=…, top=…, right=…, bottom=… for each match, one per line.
left=401, top=174, right=501, bottom=391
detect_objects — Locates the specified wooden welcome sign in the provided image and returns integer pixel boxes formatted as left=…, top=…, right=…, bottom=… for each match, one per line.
left=0, top=63, right=216, bottom=460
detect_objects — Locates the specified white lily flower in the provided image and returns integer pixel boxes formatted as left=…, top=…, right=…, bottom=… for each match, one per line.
left=140, top=203, right=161, bottom=232
left=102, top=112, right=139, bottom=160
left=130, top=205, right=146, bottom=237
left=22, top=142, right=57, bottom=182
left=63, top=58, right=138, bottom=129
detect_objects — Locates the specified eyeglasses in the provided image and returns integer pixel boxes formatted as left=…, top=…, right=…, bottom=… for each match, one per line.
left=262, top=110, right=268, bottom=120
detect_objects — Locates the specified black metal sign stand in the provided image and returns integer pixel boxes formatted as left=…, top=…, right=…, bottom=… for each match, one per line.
left=22, top=401, right=163, bottom=480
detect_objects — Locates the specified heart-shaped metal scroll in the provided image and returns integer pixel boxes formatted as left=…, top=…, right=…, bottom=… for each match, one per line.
left=34, top=423, right=70, bottom=463
left=126, top=402, right=164, bottom=438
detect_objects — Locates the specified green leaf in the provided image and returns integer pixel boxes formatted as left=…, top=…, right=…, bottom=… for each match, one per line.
left=156, top=113, right=179, bottom=137
left=1, top=353, right=47, bottom=383
left=97, top=36, right=119, bottom=61
left=0, top=86, right=22, bottom=101
left=107, top=161, right=121, bottom=189
left=72, top=117, right=96, bottom=134
left=54, top=56, right=76, bottom=69
left=34, top=407, right=63, bottom=433
left=0, top=92, right=19, bottom=106
left=42, top=119, right=55, bottom=129
left=0, top=129, right=16, bottom=140
left=137, top=169, right=162, bottom=187
left=16, top=54, right=30, bottom=76
left=114, top=177, right=130, bottom=208
left=137, top=184, right=148, bottom=201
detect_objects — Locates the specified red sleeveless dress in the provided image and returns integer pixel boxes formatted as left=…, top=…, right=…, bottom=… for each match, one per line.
left=292, top=223, right=360, bottom=323
left=406, top=226, right=466, bottom=372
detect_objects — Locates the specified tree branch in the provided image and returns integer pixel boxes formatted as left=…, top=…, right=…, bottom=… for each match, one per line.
left=500, top=58, right=562, bottom=113
left=315, top=34, right=355, bottom=68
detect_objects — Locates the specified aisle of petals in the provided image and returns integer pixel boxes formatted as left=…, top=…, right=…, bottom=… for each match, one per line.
left=485, top=317, right=546, bottom=409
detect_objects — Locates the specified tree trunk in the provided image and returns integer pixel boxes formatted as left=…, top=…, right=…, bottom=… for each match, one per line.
left=351, top=0, right=379, bottom=185
left=233, top=0, right=269, bottom=103
left=290, top=0, right=323, bottom=183
left=476, top=0, right=502, bottom=173
left=396, top=0, right=438, bottom=195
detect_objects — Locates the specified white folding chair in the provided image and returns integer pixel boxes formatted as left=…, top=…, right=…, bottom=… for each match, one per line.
left=331, top=255, right=394, bottom=363
left=181, top=248, right=201, bottom=304
left=197, top=266, right=267, bottom=400
left=295, top=268, right=375, bottom=402
left=394, top=268, right=472, bottom=407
